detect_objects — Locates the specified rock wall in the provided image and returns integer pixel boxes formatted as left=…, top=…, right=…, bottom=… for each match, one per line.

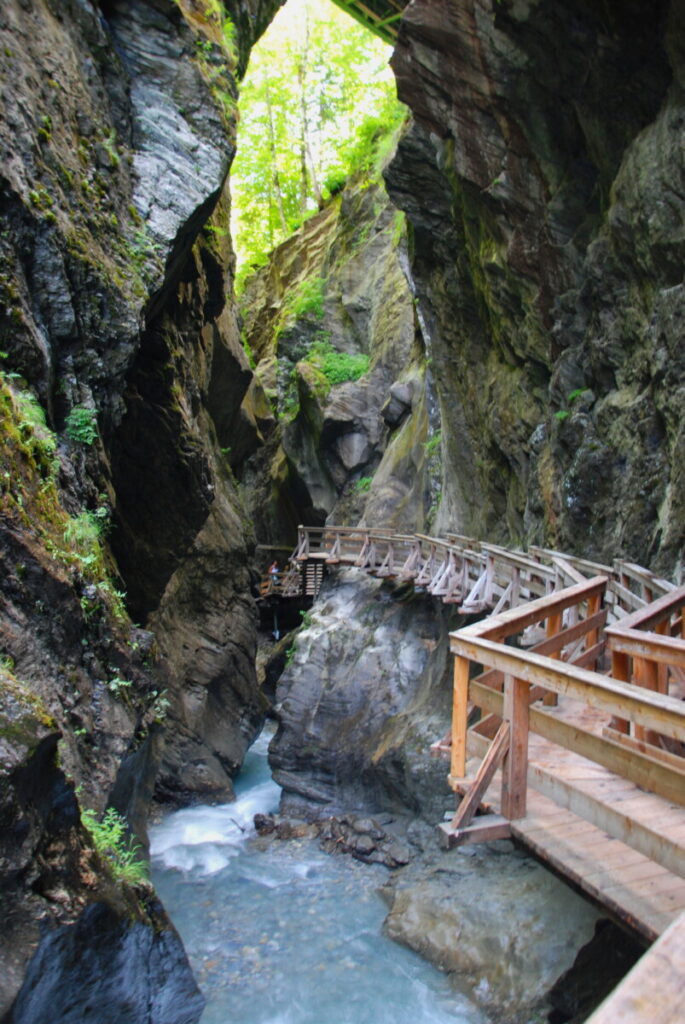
left=0, top=0, right=282, bottom=1014
left=386, top=0, right=685, bottom=574
left=269, top=570, right=456, bottom=820
left=238, top=175, right=442, bottom=545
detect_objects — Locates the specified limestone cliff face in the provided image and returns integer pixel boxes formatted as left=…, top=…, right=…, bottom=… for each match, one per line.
left=238, top=176, right=441, bottom=542
left=386, top=0, right=685, bottom=573
left=0, top=0, right=281, bottom=1014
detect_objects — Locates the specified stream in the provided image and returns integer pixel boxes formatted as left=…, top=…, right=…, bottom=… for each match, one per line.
left=150, top=728, right=488, bottom=1024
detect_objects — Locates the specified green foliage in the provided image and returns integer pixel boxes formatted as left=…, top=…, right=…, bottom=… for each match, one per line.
left=355, top=476, right=372, bottom=493
left=554, top=409, right=570, bottom=422
left=299, top=610, right=313, bottom=628
left=149, top=688, right=170, bottom=722
left=80, top=806, right=148, bottom=885
left=568, top=388, right=589, bottom=403
left=107, top=675, right=133, bottom=698
left=425, top=431, right=442, bottom=458
left=285, top=277, right=325, bottom=320
left=100, top=129, right=120, bottom=168
left=63, top=511, right=103, bottom=557
left=14, top=391, right=57, bottom=463
left=65, top=405, right=98, bottom=445
left=306, top=340, right=369, bottom=386
left=231, top=0, right=406, bottom=274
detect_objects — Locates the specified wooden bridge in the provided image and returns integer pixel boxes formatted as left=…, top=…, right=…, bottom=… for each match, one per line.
left=292, top=525, right=685, bottom=1021
left=330, top=0, right=406, bottom=45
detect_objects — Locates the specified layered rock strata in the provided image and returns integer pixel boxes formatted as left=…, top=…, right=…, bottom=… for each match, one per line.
left=386, top=0, right=685, bottom=573
left=0, top=0, right=281, bottom=1013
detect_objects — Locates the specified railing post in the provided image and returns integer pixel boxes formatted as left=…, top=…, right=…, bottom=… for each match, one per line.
left=451, top=655, right=469, bottom=781
left=543, top=612, right=562, bottom=706
left=585, top=592, right=602, bottom=655
left=501, top=673, right=529, bottom=820
left=609, top=650, right=630, bottom=734
left=633, top=655, right=660, bottom=743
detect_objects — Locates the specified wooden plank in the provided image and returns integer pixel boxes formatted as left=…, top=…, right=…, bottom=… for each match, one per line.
left=528, top=545, right=614, bottom=577
left=451, top=722, right=510, bottom=829
left=550, top=555, right=587, bottom=584
left=438, top=814, right=511, bottom=850
left=602, top=726, right=685, bottom=772
left=585, top=910, right=685, bottom=1024
left=526, top=759, right=685, bottom=879
left=607, top=627, right=685, bottom=668
left=608, top=584, right=685, bottom=633
left=468, top=680, right=685, bottom=807
left=453, top=635, right=685, bottom=743
left=511, top=794, right=678, bottom=940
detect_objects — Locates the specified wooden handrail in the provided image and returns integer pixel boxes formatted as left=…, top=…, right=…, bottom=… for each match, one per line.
left=451, top=634, right=685, bottom=743
left=606, top=584, right=685, bottom=634
left=457, top=576, right=608, bottom=643
left=606, top=627, right=685, bottom=667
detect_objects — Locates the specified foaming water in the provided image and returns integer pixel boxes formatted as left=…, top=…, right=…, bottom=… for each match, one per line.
left=150, top=727, right=487, bottom=1024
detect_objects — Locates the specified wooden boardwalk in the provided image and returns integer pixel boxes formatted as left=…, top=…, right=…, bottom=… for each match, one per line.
left=292, top=524, right=685, bottom=1018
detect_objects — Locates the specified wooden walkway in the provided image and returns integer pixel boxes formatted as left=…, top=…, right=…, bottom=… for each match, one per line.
left=292, top=524, right=685, bottom=1018
left=330, top=0, right=405, bottom=45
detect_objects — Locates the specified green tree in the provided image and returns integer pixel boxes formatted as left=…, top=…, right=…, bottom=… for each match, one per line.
left=231, top=0, right=405, bottom=283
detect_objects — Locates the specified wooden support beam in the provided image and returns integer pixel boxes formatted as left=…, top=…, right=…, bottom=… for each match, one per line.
left=543, top=611, right=562, bottom=706
left=450, top=722, right=510, bottom=830
left=451, top=656, right=469, bottom=779
left=501, top=675, right=529, bottom=820
left=610, top=648, right=630, bottom=735
left=635, top=654, right=661, bottom=742
left=438, top=814, right=511, bottom=850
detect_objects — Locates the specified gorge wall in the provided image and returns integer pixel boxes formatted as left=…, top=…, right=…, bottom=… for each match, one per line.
left=0, top=0, right=282, bottom=1016
left=386, top=0, right=685, bottom=576
left=2, top=0, right=685, bottom=1017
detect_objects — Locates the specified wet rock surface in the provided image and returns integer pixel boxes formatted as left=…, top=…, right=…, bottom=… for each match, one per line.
left=0, top=677, right=201, bottom=1022
left=254, top=811, right=412, bottom=869
left=239, top=178, right=439, bottom=544
left=5, top=901, right=204, bottom=1024
left=269, top=570, right=458, bottom=821
left=379, top=832, right=630, bottom=1024
left=0, top=0, right=280, bottom=1010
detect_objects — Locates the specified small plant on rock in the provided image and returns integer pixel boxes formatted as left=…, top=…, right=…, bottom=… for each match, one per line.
left=65, top=405, right=98, bottom=445
left=81, top=806, right=148, bottom=885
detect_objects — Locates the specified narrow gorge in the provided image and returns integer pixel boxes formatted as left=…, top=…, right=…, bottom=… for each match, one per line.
left=0, top=0, right=683, bottom=1021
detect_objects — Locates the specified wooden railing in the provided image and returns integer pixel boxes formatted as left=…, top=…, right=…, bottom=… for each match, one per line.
left=445, top=579, right=685, bottom=852
left=604, top=585, right=685, bottom=745
left=293, top=525, right=674, bottom=619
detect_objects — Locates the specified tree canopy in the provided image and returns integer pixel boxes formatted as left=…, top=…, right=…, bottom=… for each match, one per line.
left=231, top=0, right=405, bottom=286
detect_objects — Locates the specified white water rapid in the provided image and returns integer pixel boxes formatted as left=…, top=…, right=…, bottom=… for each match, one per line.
left=150, top=728, right=488, bottom=1024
